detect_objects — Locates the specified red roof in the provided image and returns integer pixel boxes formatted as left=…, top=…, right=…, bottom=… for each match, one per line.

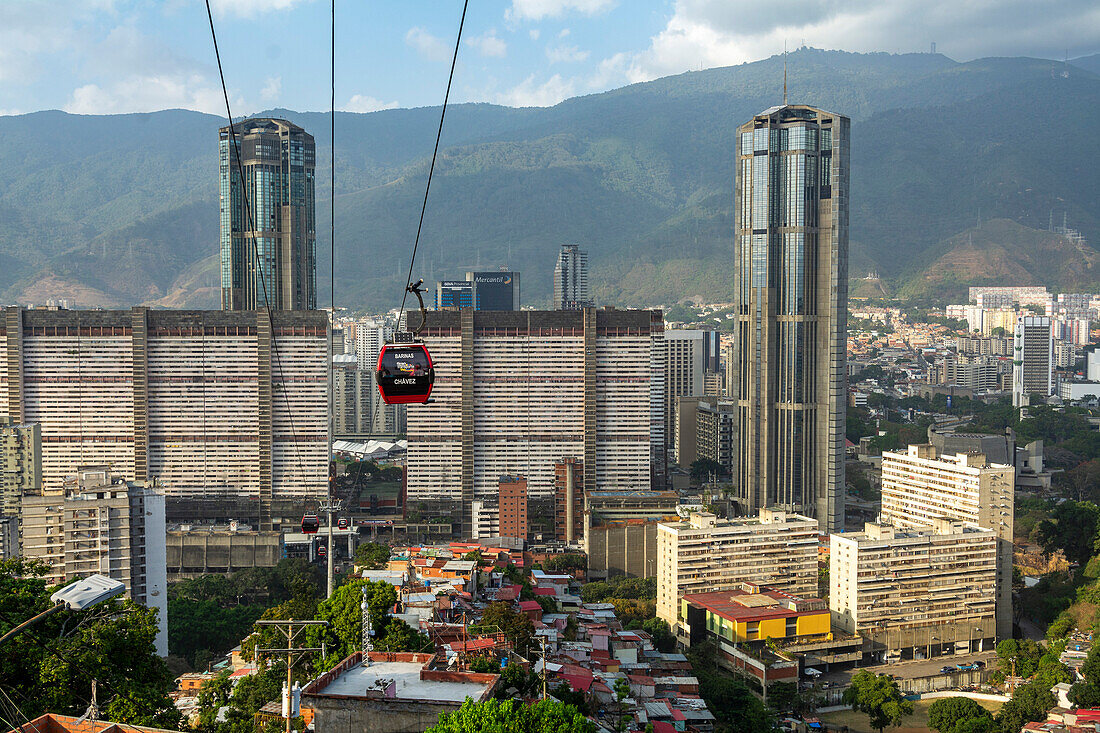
left=559, top=673, right=593, bottom=692
left=517, top=600, right=542, bottom=611
left=682, top=588, right=825, bottom=624
left=447, top=638, right=497, bottom=653
left=534, top=587, right=556, bottom=596
left=653, top=723, right=676, bottom=733
left=1074, top=711, right=1100, bottom=723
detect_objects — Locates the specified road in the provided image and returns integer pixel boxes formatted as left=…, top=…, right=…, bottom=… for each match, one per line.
left=821, top=649, right=999, bottom=685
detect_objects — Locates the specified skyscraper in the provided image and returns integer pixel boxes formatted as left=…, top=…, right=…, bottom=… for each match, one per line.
left=553, top=244, right=592, bottom=310
left=731, top=104, right=850, bottom=533
left=220, top=118, right=317, bottom=311
left=1013, top=315, right=1053, bottom=407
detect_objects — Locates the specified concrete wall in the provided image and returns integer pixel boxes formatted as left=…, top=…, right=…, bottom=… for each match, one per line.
left=585, top=521, right=659, bottom=580
left=166, top=530, right=281, bottom=579
left=309, top=697, right=462, bottom=733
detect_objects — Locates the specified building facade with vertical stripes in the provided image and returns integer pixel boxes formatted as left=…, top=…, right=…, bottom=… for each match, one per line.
left=731, top=104, right=850, bottom=533
left=0, top=308, right=327, bottom=528
left=406, top=308, right=664, bottom=536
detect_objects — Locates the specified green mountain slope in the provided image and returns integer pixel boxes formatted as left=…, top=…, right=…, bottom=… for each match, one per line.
left=0, top=48, right=1096, bottom=309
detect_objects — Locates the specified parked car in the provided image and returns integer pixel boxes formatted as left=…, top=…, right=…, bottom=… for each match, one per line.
left=940, top=665, right=956, bottom=674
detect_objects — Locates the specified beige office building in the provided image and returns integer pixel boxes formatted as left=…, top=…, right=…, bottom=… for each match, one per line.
left=21, top=467, right=167, bottom=655
left=880, top=444, right=1014, bottom=640
left=656, top=509, right=819, bottom=631
left=830, top=520, right=996, bottom=660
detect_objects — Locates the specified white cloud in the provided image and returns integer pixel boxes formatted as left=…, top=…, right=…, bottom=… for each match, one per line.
left=260, top=76, right=281, bottom=102
left=0, top=108, right=24, bottom=116
left=207, top=0, right=315, bottom=18
left=558, top=28, right=571, bottom=38
left=602, top=0, right=1100, bottom=86
left=529, top=29, right=541, bottom=40
left=0, top=0, right=113, bottom=84
left=343, top=94, right=399, bottom=113
left=468, top=30, right=507, bottom=58
left=405, top=27, right=451, bottom=62
left=506, top=0, right=616, bottom=22
left=546, top=44, right=589, bottom=63
left=494, top=73, right=574, bottom=107
left=63, top=74, right=232, bottom=115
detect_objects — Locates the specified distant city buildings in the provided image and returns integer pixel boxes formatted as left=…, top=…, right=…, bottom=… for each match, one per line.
left=1013, top=315, right=1054, bottom=407
left=553, top=244, right=592, bottom=310
left=405, top=309, right=664, bottom=537
left=662, top=330, right=721, bottom=451
left=331, top=353, right=372, bottom=434
left=584, top=489, right=680, bottom=580
left=0, top=307, right=327, bottom=529
left=21, top=467, right=167, bottom=655
left=880, top=444, right=1014, bottom=640
left=0, top=422, right=40, bottom=515
left=656, top=509, right=819, bottom=632
left=219, top=118, right=316, bottom=311
left=434, top=271, right=521, bottom=310
left=731, top=104, right=850, bottom=533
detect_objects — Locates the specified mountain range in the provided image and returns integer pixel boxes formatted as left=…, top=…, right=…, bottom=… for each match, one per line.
left=0, top=47, right=1097, bottom=310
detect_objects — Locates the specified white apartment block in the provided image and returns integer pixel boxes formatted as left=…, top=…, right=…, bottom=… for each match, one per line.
left=406, top=309, right=664, bottom=537
left=1013, top=315, right=1053, bottom=407
left=880, top=444, right=1014, bottom=640
left=332, top=354, right=372, bottom=435
left=21, top=468, right=168, bottom=655
left=969, top=286, right=1051, bottom=309
left=831, top=519, right=997, bottom=659
left=663, top=331, right=705, bottom=445
left=656, top=509, right=819, bottom=631
left=0, top=308, right=327, bottom=529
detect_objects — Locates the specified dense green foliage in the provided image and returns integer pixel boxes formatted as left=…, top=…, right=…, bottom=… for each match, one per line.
left=996, top=682, right=1056, bottom=733
left=842, top=671, right=913, bottom=733
left=0, top=558, right=180, bottom=728
left=927, top=697, right=995, bottom=733
left=580, top=576, right=656, bottom=603
left=686, top=641, right=774, bottom=733
left=354, top=542, right=392, bottom=569
left=0, top=51, right=1097, bottom=309
left=425, top=697, right=596, bottom=733
left=479, top=601, right=535, bottom=652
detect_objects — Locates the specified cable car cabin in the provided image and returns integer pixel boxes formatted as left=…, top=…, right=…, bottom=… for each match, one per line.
left=376, top=343, right=434, bottom=405
left=337, top=517, right=349, bottom=530
left=301, top=514, right=320, bottom=534
left=316, top=544, right=327, bottom=558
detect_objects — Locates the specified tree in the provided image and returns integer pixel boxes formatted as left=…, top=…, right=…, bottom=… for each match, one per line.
left=641, top=618, right=676, bottom=652
left=996, top=638, right=1044, bottom=678
left=426, top=697, right=597, bottom=733
left=1037, top=500, right=1100, bottom=566
left=928, top=697, right=993, bottom=733
left=480, top=602, right=534, bottom=652
left=375, top=618, right=433, bottom=653
left=316, top=578, right=370, bottom=663
left=355, top=542, right=392, bottom=570
left=842, top=671, right=913, bottom=733
left=687, top=641, right=773, bottom=732
left=690, top=458, right=725, bottom=483
left=0, top=558, right=181, bottom=728
left=1070, top=682, right=1100, bottom=708
left=541, top=554, right=587, bottom=575
left=996, top=681, right=1056, bottom=733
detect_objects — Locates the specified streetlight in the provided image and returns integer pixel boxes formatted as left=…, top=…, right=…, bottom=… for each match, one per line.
left=0, top=574, right=126, bottom=646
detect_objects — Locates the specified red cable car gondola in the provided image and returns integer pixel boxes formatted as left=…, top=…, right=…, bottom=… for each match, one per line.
left=376, top=281, right=435, bottom=405
left=337, top=517, right=349, bottom=530
left=316, top=544, right=326, bottom=558
left=301, top=514, right=320, bottom=534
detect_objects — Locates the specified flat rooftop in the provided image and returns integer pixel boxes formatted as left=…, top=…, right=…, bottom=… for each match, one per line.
left=684, top=589, right=826, bottom=623
left=315, top=659, right=494, bottom=703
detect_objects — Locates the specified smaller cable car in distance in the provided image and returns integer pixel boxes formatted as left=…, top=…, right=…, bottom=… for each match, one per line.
left=337, top=517, right=349, bottom=530
left=316, top=544, right=326, bottom=558
left=301, top=514, right=320, bottom=534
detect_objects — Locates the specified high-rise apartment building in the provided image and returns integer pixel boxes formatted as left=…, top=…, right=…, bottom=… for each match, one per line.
left=0, top=422, right=41, bottom=515
left=0, top=307, right=327, bottom=529
left=663, top=331, right=720, bottom=447
left=1013, top=315, right=1053, bottom=407
left=732, top=105, right=850, bottom=532
left=831, top=520, right=997, bottom=658
left=880, top=444, right=1014, bottom=640
left=553, top=244, right=592, bottom=310
left=220, top=118, right=316, bottom=311
left=21, top=467, right=168, bottom=655
left=498, top=476, right=528, bottom=540
left=332, top=354, right=372, bottom=435
left=697, top=399, right=736, bottom=476
left=405, top=309, right=664, bottom=536
left=351, top=319, right=403, bottom=435
left=656, top=509, right=819, bottom=632
left=553, top=458, right=583, bottom=544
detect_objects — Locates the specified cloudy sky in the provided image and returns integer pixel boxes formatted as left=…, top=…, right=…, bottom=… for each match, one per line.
left=1, top=0, right=1097, bottom=116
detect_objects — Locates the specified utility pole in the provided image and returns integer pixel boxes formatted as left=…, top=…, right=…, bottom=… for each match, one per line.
left=255, top=618, right=328, bottom=733
left=537, top=635, right=548, bottom=700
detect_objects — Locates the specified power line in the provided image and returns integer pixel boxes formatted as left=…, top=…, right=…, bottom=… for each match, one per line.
left=398, top=0, right=471, bottom=321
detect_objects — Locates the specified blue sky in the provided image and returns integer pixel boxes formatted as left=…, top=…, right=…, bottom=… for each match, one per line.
left=1, top=0, right=1097, bottom=116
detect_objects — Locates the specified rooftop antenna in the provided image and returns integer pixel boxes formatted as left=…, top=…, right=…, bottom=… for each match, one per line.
left=783, top=41, right=788, bottom=105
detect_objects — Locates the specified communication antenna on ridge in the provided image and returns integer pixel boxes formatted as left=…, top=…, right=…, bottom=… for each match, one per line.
left=783, top=41, right=788, bottom=105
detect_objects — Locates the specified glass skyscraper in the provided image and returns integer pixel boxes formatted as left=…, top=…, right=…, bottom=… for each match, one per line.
left=219, top=118, right=316, bottom=311
left=731, top=104, right=849, bottom=533
left=554, top=244, right=592, bottom=310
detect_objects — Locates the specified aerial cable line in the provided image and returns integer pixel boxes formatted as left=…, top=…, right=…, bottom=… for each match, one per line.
left=204, top=0, right=307, bottom=501
left=397, top=0, right=471, bottom=322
